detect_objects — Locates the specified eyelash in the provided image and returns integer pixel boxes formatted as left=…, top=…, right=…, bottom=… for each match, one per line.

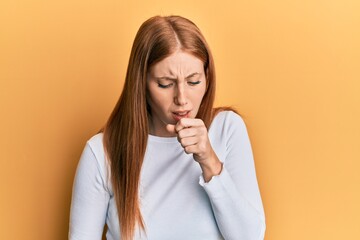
left=158, top=83, right=173, bottom=88
left=157, top=81, right=201, bottom=88
left=188, top=81, right=201, bottom=86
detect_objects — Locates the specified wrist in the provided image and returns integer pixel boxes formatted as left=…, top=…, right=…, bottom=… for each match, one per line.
left=199, top=152, right=223, bottom=182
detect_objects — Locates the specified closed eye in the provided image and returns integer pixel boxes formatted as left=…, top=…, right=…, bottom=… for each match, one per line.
left=187, top=81, right=201, bottom=86
left=158, top=83, right=174, bottom=88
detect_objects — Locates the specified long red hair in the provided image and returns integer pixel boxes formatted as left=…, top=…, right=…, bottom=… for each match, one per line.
left=102, top=15, right=218, bottom=239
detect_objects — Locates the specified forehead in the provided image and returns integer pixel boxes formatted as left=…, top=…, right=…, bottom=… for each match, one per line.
left=149, top=51, right=204, bottom=76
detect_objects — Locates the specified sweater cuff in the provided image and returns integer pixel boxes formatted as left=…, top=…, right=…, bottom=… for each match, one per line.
left=199, top=165, right=235, bottom=200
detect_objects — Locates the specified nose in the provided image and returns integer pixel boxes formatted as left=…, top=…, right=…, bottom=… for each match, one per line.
left=174, top=85, right=188, bottom=106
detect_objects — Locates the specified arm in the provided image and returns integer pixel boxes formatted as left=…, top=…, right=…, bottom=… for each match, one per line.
left=69, top=141, right=110, bottom=240
left=167, top=112, right=265, bottom=239
left=200, top=112, right=266, bottom=240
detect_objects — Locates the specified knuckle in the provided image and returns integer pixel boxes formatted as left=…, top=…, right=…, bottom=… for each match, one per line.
left=197, top=119, right=205, bottom=126
left=180, top=138, right=186, bottom=146
left=179, top=118, right=186, bottom=126
left=200, top=127, right=207, bottom=134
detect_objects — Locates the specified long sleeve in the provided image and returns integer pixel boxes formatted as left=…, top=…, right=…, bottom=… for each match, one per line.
left=200, top=111, right=266, bottom=240
left=69, top=140, right=110, bottom=240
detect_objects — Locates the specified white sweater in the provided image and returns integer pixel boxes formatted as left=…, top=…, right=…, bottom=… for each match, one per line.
left=69, top=111, right=266, bottom=240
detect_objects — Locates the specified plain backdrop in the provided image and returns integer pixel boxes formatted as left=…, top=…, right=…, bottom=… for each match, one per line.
left=1, top=0, right=359, bottom=239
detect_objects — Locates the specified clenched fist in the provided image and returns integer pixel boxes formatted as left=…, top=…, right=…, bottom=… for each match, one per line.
left=166, top=118, right=223, bottom=182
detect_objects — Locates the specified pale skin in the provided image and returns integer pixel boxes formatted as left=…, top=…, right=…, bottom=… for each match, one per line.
left=146, top=50, right=222, bottom=182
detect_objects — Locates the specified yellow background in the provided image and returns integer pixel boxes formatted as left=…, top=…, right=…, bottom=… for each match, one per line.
left=1, top=0, right=359, bottom=239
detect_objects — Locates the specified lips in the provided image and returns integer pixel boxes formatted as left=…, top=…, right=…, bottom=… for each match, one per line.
left=172, top=111, right=190, bottom=121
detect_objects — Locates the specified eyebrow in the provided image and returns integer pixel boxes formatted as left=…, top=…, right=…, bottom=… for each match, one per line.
left=155, top=72, right=200, bottom=81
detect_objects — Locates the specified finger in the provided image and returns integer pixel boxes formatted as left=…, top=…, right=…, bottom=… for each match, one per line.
left=184, top=145, right=198, bottom=155
left=177, top=127, right=197, bottom=139
left=179, top=136, right=198, bottom=148
left=166, top=124, right=176, bottom=134
left=175, top=118, right=204, bottom=132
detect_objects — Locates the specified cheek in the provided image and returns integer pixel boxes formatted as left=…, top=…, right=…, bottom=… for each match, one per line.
left=194, top=85, right=207, bottom=106
left=148, top=88, right=172, bottom=110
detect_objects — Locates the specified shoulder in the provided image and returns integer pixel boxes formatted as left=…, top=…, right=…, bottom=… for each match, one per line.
left=208, top=111, right=250, bottom=161
left=211, top=110, right=247, bottom=131
left=74, top=132, right=112, bottom=194
left=86, top=132, right=104, bottom=152
left=83, top=133, right=105, bottom=159
left=82, top=132, right=108, bottom=178
left=209, top=110, right=249, bottom=142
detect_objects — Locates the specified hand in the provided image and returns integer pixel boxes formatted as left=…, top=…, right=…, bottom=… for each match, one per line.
left=166, top=118, right=222, bottom=182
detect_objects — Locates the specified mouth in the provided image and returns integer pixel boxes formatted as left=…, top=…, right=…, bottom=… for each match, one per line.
left=172, top=111, right=191, bottom=121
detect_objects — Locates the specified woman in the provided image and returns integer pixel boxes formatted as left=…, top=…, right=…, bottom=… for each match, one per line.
left=69, top=15, right=266, bottom=240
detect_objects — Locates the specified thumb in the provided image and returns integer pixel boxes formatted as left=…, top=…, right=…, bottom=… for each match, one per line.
left=166, top=124, right=176, bottom=134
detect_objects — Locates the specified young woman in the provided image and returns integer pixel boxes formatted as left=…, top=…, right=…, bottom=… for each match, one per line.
left=69, top=15, right=266, bottom=240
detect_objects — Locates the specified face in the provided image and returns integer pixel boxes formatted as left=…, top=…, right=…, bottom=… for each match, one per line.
left=147, top=51, right=207, bottom=137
